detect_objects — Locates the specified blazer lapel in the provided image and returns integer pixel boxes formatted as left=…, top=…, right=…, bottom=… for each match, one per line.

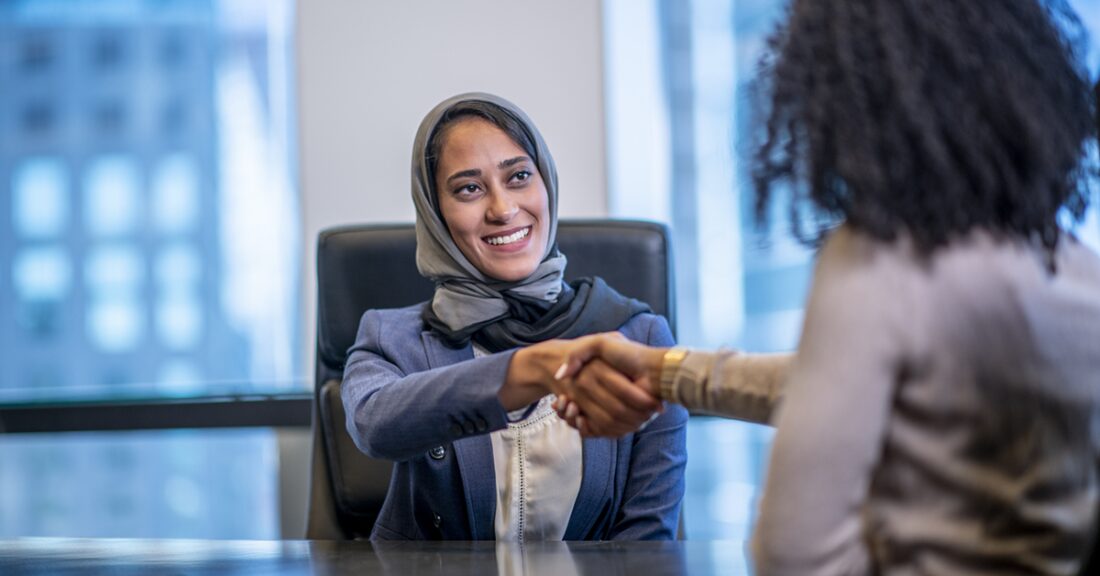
left=564, top=437, right=615, bottom=540
left=420, top=330, right=473, bottom=369
left=421, top=331, right=496, bottom=540
left=452, top=436, right=496, bottom=539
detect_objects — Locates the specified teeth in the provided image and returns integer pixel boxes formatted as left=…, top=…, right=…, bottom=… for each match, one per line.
left=487, top=227, right=530, bottom=246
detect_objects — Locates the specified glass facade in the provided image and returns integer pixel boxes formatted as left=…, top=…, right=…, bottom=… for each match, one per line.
left=0, top=0, right=300, bottom=403
left=0, top=0, right=297, bottom=539
left=0, top=429, right=279, bottom=539
left=606, top=0, right=1100, bottom=541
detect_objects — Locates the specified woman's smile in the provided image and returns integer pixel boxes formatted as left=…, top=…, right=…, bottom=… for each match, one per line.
left=484, top=226, right=532, bottom=248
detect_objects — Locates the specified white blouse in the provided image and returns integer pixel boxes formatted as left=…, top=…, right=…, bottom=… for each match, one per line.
left=491, top=395, right=582, bottom=541
left=477, top=345, right=582, bottom=541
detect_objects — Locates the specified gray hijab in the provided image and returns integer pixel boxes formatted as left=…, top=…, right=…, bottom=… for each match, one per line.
left=411, top=92, right=567, bottom=332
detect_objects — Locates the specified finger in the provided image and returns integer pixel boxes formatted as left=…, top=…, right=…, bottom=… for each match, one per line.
left=555, top=397, right=568, bottom=418
left=567, top=369, right=651, bottom=437
left=589, top=363, right=661, bottom=412
left=578, top=413, right=632, bottom=439
left=576, top=415, right=627, bottom=438
left=554, top=360, right=574, bottom=381
left=554, top=399, right=582, bottom=429
left=573, top=361, right=659, bottom=426
left=555, top=334, right=617, bottom=381
left=568, top=380, right=623, bottom=435
left=602, top=338, right=661, bottom=382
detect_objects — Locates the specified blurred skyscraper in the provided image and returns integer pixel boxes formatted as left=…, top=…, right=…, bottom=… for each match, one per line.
left=0, top=0, right=297, bottom=539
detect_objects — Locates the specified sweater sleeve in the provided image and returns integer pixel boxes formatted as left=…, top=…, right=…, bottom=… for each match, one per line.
left=750, top=228, right=909, bottom=576
left=668, top=350, right=790, bottom=424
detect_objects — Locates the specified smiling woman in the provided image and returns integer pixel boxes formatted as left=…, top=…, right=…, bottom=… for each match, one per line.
left=337, top=92, right=688, bottom=542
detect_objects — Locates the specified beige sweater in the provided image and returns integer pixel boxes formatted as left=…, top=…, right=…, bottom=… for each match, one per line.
left=671, top=226, right=1100, bottom=575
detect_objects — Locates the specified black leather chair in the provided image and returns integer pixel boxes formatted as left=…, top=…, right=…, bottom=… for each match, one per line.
left=305, top=219, right=676, bottom=539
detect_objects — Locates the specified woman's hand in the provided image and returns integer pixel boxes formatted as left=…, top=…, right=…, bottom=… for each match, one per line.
left=551, top=333, right=668, bottom=437
left=500, top=338, right=608, bottom=411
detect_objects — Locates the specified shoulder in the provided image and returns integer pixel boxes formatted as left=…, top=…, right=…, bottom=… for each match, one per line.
left=1060, top=235, right=1100, bottom=285
left=804, top=227, right=930, bottom=355
left=818, top=225, right=915, bottom=275
left=355, top=302, right=430, bottom=347
left=361, top=302, right=428, bottom=328
left=812, top=225, right=927, bottom=304
left=618, top=312, right=675, bottom=346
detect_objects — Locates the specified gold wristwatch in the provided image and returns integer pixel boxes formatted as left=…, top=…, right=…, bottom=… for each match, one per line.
left=659, top=347, right=688, bottom=402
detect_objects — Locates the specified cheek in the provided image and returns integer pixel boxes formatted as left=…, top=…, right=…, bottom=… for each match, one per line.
left=534, top=193, right=551, bottom=248
left=439, top=200, right=473, bottom=240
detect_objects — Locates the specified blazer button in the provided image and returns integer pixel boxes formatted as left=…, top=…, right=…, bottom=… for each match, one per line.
left=475, top=418, right=488, bottom=432
left=462, top=420, right=476, bottom=434
left=433, top=513, right=442, bottom=528
left=449, top=423, right=463, bottom=436
left=429, top=446, right=446, bottom=460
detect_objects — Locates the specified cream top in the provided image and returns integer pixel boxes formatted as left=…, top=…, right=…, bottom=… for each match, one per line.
left=491, top=395, right=583, bottom=542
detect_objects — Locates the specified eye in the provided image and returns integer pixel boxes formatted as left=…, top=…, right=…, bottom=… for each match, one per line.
left=510, top=170, right=532, bottom=184
left=451, top=183, right=482, bottom=198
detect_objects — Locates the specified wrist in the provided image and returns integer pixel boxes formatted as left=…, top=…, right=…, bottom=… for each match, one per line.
left=656, top=347, right=688, bottom=402
left=646, top=348, right=666, bottom=395
left=501, top=348, right=548, bottom=411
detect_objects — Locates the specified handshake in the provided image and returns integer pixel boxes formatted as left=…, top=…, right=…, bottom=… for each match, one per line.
left=508, top=332, right=673, bottom=438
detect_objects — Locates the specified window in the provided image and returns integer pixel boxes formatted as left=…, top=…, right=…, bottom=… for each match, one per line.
left=0, top=429, right=279, bottom=540
left=0, top=0, right=298, bottom=539
left=605, top=0, right=1100, bottom=540
left=1, top=0, right=299, bottom=401
left=13, top=158, right=68, bottom=238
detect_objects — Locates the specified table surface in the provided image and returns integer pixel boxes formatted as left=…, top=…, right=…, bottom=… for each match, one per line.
left=0, top=538, right=750, bottom=575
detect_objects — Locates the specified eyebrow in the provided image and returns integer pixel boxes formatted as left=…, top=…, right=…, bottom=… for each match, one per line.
left=499, top=156, right=531, bottom=169
left=444, top=156, right=532, bottom=185
left=445, top=169, right=481, bottom=186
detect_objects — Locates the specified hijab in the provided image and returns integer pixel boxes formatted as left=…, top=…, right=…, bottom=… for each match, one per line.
left=411, top=92, right=650, bottom=351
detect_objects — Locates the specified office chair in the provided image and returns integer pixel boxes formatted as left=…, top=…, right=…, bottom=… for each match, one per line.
left=306, top=219, right=675, bottom=539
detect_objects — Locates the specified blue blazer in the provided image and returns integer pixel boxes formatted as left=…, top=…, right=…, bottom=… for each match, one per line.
left=342, top=303, right=688, bottom=540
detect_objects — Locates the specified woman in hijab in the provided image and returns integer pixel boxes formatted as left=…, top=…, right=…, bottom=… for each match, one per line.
left=340, top=92, right=688, bottom=541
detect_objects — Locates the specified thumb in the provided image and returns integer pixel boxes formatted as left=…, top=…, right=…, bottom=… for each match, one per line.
left=554, top=354, right=586, bottom=381
left=554, top=336, right=604, bottom=381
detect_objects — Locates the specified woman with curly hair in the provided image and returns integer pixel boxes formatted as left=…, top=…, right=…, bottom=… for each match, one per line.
left=552, top=0, right=1100, bottom=573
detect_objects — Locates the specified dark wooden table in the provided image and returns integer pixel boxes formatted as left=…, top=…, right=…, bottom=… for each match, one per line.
left=0, top=538, right=749, bottom=575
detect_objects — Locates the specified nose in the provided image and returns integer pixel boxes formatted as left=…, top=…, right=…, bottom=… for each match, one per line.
left=485, top=188, right=518, bottom=222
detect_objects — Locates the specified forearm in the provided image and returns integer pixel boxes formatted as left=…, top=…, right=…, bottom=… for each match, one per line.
left=664, top=351, right=790, bottom=424
left=343, top=352, right=513, bottom=460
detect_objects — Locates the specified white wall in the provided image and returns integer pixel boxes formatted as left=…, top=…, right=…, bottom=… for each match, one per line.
left=296, top=0, right=609, bottom=375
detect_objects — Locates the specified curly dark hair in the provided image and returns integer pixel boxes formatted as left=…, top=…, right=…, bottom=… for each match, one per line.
left=752, top=0, right=1097, bottom=254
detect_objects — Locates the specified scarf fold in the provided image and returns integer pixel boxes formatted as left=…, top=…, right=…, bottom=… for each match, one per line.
left=423, top=277, right=651, bottom=352
left=412, top=93, right=650, bottom=350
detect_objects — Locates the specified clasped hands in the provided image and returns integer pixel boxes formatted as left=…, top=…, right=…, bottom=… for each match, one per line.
left=516, top=332, right=669, bottom=437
